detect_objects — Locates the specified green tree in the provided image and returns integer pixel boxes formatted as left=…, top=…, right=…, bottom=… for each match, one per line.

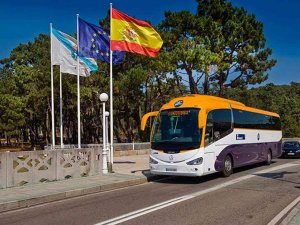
left=159, top=11, right=220, bottom=94
left=0, top=69, right=26, bottom=145
left=0, top=35, right=52, bottom=147
left=225, top=82, right=300, bottom=137
left=197, top=0, right=276, bottom=96
left=158, top=0, right=276, bottom=96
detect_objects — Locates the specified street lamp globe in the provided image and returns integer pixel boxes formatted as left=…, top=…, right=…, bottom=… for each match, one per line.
left=99, top=93, right=109, bottom=102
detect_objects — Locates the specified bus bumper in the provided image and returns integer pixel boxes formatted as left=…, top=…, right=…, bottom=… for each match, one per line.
left=150, top=164, right=204, bottom=177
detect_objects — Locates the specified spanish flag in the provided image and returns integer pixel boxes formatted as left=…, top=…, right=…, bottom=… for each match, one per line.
left=111, top=8, right=163, bottom=57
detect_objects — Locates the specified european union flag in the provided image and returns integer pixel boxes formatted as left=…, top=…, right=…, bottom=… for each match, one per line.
left=78, top=18, right=124, bottom=65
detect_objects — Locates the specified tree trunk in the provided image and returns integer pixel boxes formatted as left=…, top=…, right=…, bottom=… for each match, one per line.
left=144, top=77, right=149, bottom=114
left=175, top=73, right=184, bottom=95
left=117, top=116, right=127, bottom=142
left=188, top=72, right=198, bottom=94
left=155, top=75, right=164, bottom=102
left=203, top=71, right=209, bottom=94
left=114, top=127, right=122, bottom=143
left=218, top=72, right=228, bottom=97
left=21, top=128, right=24, bottom=149
left=4, top=131, right=7, bottom=146
left=67, top=112, right=71, bottom=144
left=72, top=120, right=77, bottom=144
left=219, top=81, right=225, bottom=97
left=34, top=115, right=39, bottom=146
left=184, top=64, right=198, bottom=94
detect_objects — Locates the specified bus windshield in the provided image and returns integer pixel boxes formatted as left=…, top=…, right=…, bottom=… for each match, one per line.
left=151, top=108, right=201, bottom=152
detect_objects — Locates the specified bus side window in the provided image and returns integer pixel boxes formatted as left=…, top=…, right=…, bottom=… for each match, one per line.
left=205, top=109, right=232, bottom=146
left=205, top=122, right=213, bottom=145
left=205, top=113, right=214, bottom=145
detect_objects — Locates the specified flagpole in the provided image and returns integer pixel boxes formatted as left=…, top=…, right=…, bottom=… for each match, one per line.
left=77, top=14, right=81, bottom=149
left=59, top=66, right=63, bottom=148
left=50, top=23, right=55, bottom=150
left=109, top=3, right=114, bottom=166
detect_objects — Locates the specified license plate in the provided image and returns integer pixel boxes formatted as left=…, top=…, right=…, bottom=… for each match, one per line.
left=166, top=168, right=177, bottom=172
left=288, top=153, right=295, bottom=155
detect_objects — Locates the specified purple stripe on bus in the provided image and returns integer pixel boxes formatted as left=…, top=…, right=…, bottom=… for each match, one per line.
left=214, top=141, right=282, bottom=172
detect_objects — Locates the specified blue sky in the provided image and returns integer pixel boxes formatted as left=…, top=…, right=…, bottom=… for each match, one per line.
left=0, top=0, right=299, bottom=85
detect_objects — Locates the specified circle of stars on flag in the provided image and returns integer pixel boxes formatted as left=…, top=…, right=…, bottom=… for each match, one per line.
left=91, top=30, right=110, bottom=58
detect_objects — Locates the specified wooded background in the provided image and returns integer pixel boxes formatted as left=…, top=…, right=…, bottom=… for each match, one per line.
left=0, top=0, right=299, bottom=149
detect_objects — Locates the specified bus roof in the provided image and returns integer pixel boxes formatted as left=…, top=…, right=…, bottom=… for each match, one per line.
left=160, top=94, right=280, bottom=117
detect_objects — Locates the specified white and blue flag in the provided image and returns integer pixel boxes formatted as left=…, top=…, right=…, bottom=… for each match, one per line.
left=51, top=28, right=98, bottom=76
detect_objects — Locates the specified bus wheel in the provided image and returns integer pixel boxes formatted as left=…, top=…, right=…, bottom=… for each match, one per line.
left=222, top=155, right=233, bottom=177
left=266, top=150, right=272, bottom=165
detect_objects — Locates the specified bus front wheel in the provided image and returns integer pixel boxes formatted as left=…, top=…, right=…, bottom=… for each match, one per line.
left=222, top=155, right=233, bottom=177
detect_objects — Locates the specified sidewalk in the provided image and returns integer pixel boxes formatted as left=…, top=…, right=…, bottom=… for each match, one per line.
left=113, top=154, right=150, bottom=175
left=287, top=207, right=300, bottom=225
left=280, top=201, right=300, bottom=225
left=0, top=154, right=159, bottom=213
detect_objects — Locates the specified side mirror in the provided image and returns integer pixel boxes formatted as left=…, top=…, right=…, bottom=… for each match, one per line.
left=198, top=110, right=206, bottom=129
left=141, top=111, right=159, bottom=131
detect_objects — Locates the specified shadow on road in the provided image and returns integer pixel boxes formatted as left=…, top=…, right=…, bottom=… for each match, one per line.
left=254, top=171, right=300, bottom=185
left=151, top=160, right=298, bottom=185
left=255, top=170, right=300, bottom=190
left=152, top=173, right=221, bottom=185
left=255, top=171, right=297, bottom=179
left=151, top=164, right=264, bottom=185
left=133, top=169, right=149, bottom=174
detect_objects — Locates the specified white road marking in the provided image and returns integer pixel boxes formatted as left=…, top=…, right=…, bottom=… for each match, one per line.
left=268, top=196, right=300, bottom=225
left=95, top=162, right=300, bottom=225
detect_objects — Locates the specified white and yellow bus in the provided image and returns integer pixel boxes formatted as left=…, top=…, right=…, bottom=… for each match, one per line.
left=141, top=95, right=282, bottom=177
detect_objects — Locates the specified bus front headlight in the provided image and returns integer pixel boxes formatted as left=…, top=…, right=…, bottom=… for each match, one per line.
left=150, top=157, right=158, bottom=164
left=186, top=157, right=203, bottom=165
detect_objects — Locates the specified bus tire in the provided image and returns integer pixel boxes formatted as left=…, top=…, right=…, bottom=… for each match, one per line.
left=222, top=155, right=233, bottom=177
left=266, top=150, right=272, bottom=165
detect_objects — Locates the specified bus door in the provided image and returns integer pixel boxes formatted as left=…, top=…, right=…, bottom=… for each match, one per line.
left=203, top=109, right=233, bottom=173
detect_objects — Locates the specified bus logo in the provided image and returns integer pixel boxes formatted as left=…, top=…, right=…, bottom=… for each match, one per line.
left=169, top=155, right=174, bottom=160
left=236, top=134, right=245, bottom=140
left=174, top=100, right=183, bottom=107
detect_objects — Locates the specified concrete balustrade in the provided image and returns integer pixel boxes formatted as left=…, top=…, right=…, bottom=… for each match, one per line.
left=0, top=143, right=151, bottom=189
left=0, top=147, right=102, bottom=188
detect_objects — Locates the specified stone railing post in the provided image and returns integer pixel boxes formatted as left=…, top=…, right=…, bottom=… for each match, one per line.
left=90, top=147, right=95, bottom=175
left=56, top=149, right=62, bottom=180
left=6, top=152, right=14, bottom=188
left=0, top=153, right=7, bottom=188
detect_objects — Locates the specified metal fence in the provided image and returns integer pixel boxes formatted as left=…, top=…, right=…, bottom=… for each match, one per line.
left=45, top=142, right=151, bottom=151
left=0, top=146, right=102, bottom=189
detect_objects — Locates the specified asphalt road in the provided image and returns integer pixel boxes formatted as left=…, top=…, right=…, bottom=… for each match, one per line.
left=0, top=158, right=299, bottom=225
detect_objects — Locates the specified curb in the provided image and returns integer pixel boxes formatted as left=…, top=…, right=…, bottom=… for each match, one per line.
left=0, top=174, right=163, bottom=214
left=279, top=201, right=300, bottom=225
left=268, top=196, right=300, bottom=225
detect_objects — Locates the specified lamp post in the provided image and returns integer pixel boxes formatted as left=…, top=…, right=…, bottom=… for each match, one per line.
left=100, top=93, right=109, bottom=174
left=105, top=111, right=110, bottom=158
left=105, top=111, right=113, bottom=172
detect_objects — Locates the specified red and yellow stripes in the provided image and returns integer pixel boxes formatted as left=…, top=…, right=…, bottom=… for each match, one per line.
left=111, top=8, right=163, bottom=57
